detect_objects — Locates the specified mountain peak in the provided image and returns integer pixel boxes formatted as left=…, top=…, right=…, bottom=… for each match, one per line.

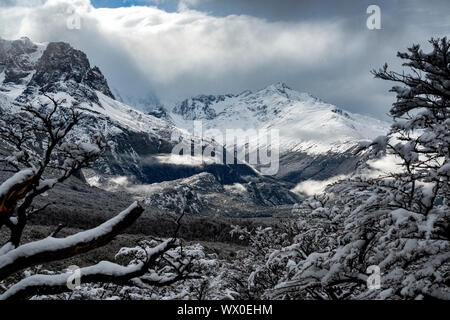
left=256, top=82, right=316, bottom=102
left=170, top=82, right=390, bottom=155
left=266, top=82, right=292, bottom=91
left=259, top=82, right=294, bottom=96
left=0, top=37, right=115, bottom=103
left=18, top=36, right=32, bottom=43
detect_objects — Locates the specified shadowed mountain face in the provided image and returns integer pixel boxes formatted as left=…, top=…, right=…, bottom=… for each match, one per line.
left=21, top=41, right=115, bottom=103
left=0, top=37, right=40, bottom=86
left=274, top=148, right=364, bottom=184
left=138, top=172, right=300, bottom=217
left=0, top=37, right=113, bottom=104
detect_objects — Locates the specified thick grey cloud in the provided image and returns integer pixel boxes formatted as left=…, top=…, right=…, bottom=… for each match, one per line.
left=0, top=0, right=46, bottom=6
left=0, top=0, right=448, bottom=119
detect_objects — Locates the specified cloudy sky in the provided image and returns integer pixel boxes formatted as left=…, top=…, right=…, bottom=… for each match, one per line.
left=0, top=0, right=448, bottom=119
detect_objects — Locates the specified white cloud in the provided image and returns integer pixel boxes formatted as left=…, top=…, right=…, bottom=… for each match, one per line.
left=291, top=174, right=349, bottom=196
left=0, top=0, right=438, bottom=115
left=364, top=154, right=404, bottom=177
left=0, top=1, right=361, bottom=99
left=0, top=0, right=46, bottom=6
left=92, top=9, right=351, bottom=80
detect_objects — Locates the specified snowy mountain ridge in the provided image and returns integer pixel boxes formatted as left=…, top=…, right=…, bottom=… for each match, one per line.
left=169, top=82, right=390, bottom=155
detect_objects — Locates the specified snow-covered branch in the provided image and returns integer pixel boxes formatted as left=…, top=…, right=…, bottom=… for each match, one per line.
left=0, top=239, right=174, bottom=300
left=0, top=202, right=144, bottom=282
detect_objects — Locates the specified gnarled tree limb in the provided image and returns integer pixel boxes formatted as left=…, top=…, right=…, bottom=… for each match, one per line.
left=0, top=202, right=144, bottom=281
left=0, top=238, right=176, bottom=300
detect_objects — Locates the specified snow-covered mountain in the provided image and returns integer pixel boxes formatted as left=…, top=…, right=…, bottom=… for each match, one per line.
left=0, top=37, right=114, bottom=104
left=166, top=82, right=390, bottom=182
left=170, top=82, right=389, bottom=155
left=0, top=37, right=258, bottom=185
left=0, top=36, right=389, bottom=188
left=0, top=37, right=170, bottom=179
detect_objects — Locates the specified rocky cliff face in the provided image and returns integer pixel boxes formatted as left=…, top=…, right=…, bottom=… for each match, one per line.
left=0, top=37, right=44, bottom=93
left=19, top=41, right=114, bottom=104
left=0, top=37, right=113, bottom=103
left=143, top=172, right=300, bottom=217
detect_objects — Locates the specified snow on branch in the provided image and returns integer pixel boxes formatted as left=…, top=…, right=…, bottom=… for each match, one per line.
left=0, top=202, right=144, bottom=281
left=0, top=239, right=175, bottom=300
left=0, top=168, right=37, bottom=219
